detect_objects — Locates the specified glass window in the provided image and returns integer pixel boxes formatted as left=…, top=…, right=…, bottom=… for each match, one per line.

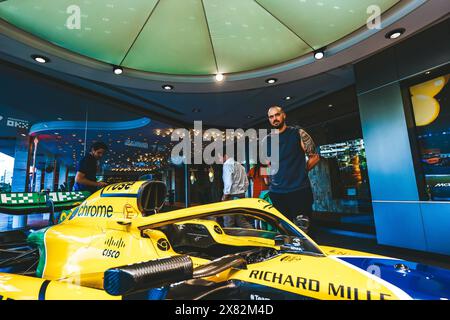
left=408, top=72, right=450, bottom=201
left=0, top=62, right=176, bottom=231
left=317, top=138, right=372, bottom=212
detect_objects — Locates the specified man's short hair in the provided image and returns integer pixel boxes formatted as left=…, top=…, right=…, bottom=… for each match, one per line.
left=91, top=141, right=108, bottom=151
left=268, top=105, right=284, bottom=115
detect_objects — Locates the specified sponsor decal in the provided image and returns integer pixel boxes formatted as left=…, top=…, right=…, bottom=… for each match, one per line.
left=102, top=249, right=120, bottom=259
left=103, top=182, right=135, bottom=192
left=104, top=236, right=126, bottom=249
left=327, top=283, right=391, bottom=300
left=257, top=199, right=274, bottom=210
left=249, top=270, right=319, bottom=292
left=157, top=238, right=171, bottom=251
left=73, top=203, right=114, bottom=218
left=280, top=255, right=302, bottom=262
left=213, top=225, right=223, bottom=234
left=68, top=207, right=79, bottom=220
left=248, top=269, right=392, bottom=300
left=327, top=249, right=349, bottom=255
left=123, top=204, right=138, bottom=219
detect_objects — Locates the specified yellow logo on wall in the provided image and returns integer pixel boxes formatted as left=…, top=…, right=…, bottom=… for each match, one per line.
left=410, top=75, right=449, bottom=126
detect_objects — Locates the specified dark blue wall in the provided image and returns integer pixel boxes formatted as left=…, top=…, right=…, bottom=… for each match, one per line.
left=355, top=18, right=450, bottom=255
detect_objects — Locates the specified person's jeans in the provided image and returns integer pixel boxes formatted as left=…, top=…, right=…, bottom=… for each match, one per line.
left=269, top=187, right=313, bottom=222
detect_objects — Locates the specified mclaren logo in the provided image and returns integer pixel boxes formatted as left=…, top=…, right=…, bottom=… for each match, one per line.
left=157, top=238, right=171, bottom=251
left=435, top=183, right=450, bottom=188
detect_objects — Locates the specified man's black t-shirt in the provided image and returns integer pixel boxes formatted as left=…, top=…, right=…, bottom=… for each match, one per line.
left=73, top=153, right=98, bottom=193
left=265, top=126, right=309, bottom=193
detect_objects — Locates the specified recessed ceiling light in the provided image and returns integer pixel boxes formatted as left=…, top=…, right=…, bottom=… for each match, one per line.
left=162, top=84, right=173, bottom=90
left=215, top=73, right=224, bottom=82
left=284, top=96, right=291, bottom=100
left=385, top=28, right=405, bottom=39
left=266, top=78, right=277, bottom=84
left=314, top=49, right=325, bottom=60
left=425, top=71, right=431, bottom=75
left=31, top=55, right=49, bottom=64
left=113, top=66, right=123, bottom=75
left=57, top=117, right=63, bottom=120
left=328, top=104, right=333, bottom=108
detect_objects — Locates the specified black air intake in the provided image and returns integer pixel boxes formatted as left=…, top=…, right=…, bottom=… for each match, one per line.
left=104, top=255, right=193, bottom=296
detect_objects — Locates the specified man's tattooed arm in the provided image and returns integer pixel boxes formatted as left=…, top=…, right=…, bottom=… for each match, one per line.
left=299, top=129, right=320, bottom=171
left=299, top=129, right=317, bottom=156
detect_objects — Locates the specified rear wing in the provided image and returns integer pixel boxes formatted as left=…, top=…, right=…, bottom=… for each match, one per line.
left=0, top=191, right=91, bottom=215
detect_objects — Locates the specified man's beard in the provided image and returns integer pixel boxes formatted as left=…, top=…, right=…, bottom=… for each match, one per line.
left=272, top=120, right=284, bottom=129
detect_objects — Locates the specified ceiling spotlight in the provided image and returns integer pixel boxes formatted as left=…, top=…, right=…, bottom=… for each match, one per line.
left=266, top=78, right=277, bottom=84
left=328, top=104, right=333, bottom=108
left=425, top=71, right=431, bottom=75
left=314, top=49, right=325, bottom=60
left=162, top=84, right=173, bottom=90
left=215, top=73, right=224, bottom=82
left=32, top=55, right=49, bottom=64
left=284, top=96, right=291, bottom=100
left=113, top=66, right=123, bottom=75
left=385, top=28, right=405, bottom=40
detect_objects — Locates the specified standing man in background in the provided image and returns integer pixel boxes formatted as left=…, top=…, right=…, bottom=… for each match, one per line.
left=266, top=106, right=320, bottom=233
left=73, top=141, right=108, bottom=193
left=219, top=149, right=252, bottom=228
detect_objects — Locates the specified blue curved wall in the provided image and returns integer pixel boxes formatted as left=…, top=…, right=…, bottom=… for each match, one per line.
left=355, top=19, right=450, bottom=255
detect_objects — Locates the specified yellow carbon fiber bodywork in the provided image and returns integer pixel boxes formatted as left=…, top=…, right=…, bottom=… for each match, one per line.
left=0, top=181, right=406, bottom=300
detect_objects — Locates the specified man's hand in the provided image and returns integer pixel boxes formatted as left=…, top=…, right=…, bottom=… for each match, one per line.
left=306, top=154, right=320, bottom=171
left=97, top=181, right=108, bottom=188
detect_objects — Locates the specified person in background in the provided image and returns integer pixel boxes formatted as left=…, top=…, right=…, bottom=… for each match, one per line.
left=219, top=150, right=252, bottom=228
left=265, top=106, right=320, bottom=233
left=73, top=141, right=108, bottom=193
left=248, top=162, right=271, bottom=230
left=247, top=163, right=269, bottom=198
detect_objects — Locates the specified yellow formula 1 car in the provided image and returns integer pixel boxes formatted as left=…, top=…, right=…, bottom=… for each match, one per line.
left=0, top=181, right=449, bottom=300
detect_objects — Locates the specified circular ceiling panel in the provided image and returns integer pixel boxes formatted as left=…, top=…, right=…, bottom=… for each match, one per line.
left=0, top=0, right=400, bottom=76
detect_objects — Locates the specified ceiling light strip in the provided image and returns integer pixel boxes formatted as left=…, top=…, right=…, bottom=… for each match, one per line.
left=253, top=0, right=315, bottom=52
left=118, top=0, right=162, bottom=67
left=200, top=0, right=220, bottom=76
